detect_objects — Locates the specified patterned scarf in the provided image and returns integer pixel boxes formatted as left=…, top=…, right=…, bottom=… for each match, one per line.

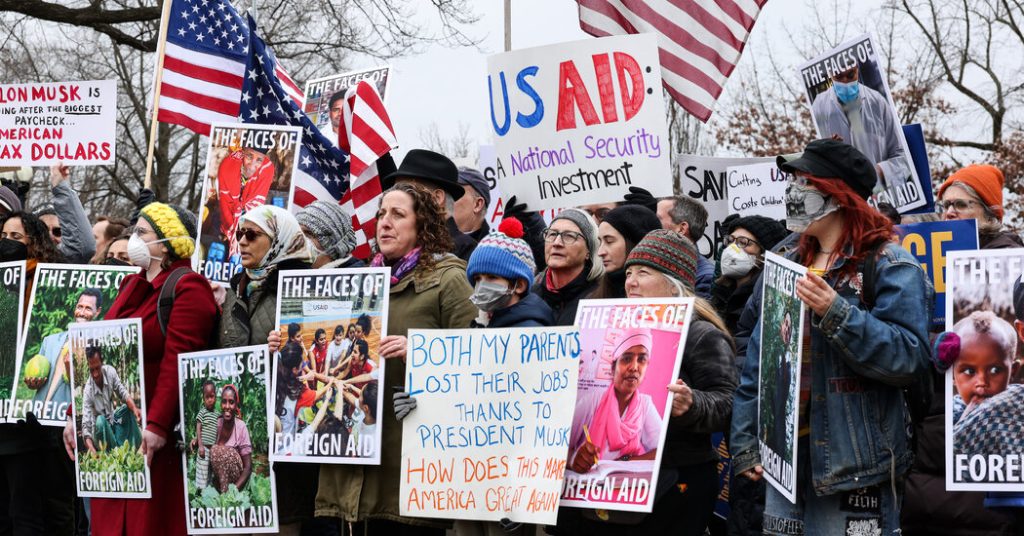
left=238, top=205, right=311, bottom=295
left=371, top=246, right=422, bottom=285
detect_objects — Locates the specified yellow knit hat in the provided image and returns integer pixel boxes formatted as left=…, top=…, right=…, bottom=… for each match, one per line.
left=139, top=202, right=196, bottom=260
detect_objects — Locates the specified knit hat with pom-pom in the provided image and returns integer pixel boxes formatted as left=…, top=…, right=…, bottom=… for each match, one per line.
left=466, top=217, right=536, bottom=286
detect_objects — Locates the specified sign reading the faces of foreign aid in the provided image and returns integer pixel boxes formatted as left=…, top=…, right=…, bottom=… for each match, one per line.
left=486, top=34, right=673, bottom=211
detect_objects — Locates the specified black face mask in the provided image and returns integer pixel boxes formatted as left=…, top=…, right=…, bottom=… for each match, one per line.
left=102, top=257, right=130, bottom=267
left=0, top=239, right=28, bottom=262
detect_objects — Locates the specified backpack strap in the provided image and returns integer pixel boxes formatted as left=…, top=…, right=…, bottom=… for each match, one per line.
left=157, top=267, right=192, bottom=336
left=859, top=241, right=887, bottom=309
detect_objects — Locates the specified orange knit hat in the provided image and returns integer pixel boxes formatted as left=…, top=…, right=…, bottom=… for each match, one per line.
left=938, top=164, right=1005, bottom=220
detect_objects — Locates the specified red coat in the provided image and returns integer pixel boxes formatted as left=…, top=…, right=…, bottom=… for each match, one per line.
left=91, top=260, right=218, bottom=536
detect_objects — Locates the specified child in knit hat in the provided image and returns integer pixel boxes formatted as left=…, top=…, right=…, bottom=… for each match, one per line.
left=464, top=218, right=554, bottom=328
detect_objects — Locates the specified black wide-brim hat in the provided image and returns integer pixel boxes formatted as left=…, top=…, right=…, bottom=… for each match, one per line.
left=381, top=149, right=464, bottom=201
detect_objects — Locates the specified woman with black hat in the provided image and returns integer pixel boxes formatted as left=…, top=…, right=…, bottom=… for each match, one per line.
left=588, top=205, right=663, bottom=300
left=710, top=215, right=789, bottom=334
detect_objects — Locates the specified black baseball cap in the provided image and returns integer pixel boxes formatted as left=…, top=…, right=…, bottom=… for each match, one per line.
left=777, top=139, right=877, bottom=199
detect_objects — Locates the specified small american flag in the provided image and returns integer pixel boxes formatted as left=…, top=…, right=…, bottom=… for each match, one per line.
left=577, top=0, right=766, bottom=122
left=156, top=0, right=303, bottom=135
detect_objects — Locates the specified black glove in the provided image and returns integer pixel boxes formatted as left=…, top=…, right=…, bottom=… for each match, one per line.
left=130, top=188, right=157, bottom=225
left=622, top=186, right=658, bottom=212
left=502, top=195, right=529, bottom=221
left=498, top=518, right=522, bottom=533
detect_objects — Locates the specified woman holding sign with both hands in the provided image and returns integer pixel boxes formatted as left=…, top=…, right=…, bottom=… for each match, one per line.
left=731, top=140, right=932, bottom=533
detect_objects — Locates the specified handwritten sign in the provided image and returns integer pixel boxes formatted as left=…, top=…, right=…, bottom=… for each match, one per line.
left=400, top=327, right=580, bottom=524
left=486, top=34, right=672, bottom=211
left=727, top=162, right=788, bottom=220
left=0, top=80, right=116, bottom=165
left=479, top=145, right=559, bottom=227
left=896, top=219, right=978, bottom=330
left=677, top=155, right=774, bottom=258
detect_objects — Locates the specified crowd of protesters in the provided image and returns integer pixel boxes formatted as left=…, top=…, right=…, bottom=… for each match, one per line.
left=0, top=137, right=1019, bottom=536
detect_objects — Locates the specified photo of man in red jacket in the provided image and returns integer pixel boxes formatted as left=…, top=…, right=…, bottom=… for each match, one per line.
left=218, top=147, right=275, bottom=256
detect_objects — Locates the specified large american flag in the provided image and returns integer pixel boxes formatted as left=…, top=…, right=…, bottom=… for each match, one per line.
left=156, top=0, right=303, bottom=134
left=577, top=0, right=766, bottom=122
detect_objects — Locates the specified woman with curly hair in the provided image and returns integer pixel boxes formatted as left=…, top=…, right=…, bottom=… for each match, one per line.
left=0, top=211, right=63, bottom=302
left=316, top=181, right=477, bottom=535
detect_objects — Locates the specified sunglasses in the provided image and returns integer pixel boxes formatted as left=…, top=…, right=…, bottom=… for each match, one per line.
left=235, top=228, right=267, bottom=243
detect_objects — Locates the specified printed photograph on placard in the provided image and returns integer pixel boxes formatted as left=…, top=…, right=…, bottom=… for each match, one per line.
left=178, top=346, right=278, bottom=534
left=944, top=248, right=1024, bottom=491
left=303, top=66, right=391, bottom=145
left=8, top=264, right=136, bottom=425
left=797, top=34, right=926, bottom=213
left=756, top=253, right=807, bottom=504
left=0, top=261, right=26, bottom=420
left=271, top=268, right=389, bottom=464
left=68, top=318, right=149, bottom=498
left=194, top=123, right=301, bottom=286
left=561, top=298, right=694, bottom=513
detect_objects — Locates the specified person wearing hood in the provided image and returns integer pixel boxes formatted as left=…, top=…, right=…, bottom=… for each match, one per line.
left=70, top=202, right=218, bottom=536
left=710, top=215, right=789, bottom=335
left=937, top=164, right=1022, bottom=250
left=533, top=208, right=603, bottom=325
left=296, top=201, right=364, bottom=268
left=589, top=205, right=662, bottom=300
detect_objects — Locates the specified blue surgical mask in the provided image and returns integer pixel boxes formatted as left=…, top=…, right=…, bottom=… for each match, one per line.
left=833, top=80, right=860, bottom=104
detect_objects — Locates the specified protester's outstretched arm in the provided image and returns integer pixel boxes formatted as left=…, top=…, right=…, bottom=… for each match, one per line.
left=49, top=164, right=96, bottom=263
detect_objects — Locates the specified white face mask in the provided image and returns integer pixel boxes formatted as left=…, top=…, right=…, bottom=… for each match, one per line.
left=720, top=243, right=758, bottom=279
left=127, top=233, right=182, bottom=269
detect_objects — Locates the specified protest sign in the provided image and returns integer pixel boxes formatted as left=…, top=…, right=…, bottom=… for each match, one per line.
left=8, top=264, right=135, bottom=425
left=0, top=80, right=116, bottom=166
left=902, top=124, right=936, bottom=214
left=712, top=432, right=731, bottom=520
left=726, top=161, right=788, bottom=220
left=399, top=326, right=580, bottom=524
left=68, top=318, right=149, bottom=498
left=798, top=34, right=927, bottom=213
left=944, top=248, right=1024, bottom=491
left=561, top=298, right=694, bottom=513
left=486, top=34, right=672, bottom=211
left=272, top=268, right=389, bottom=464
left=478, top=145, right=559, bottom=228
left=303, top=66, right=392, bottom=146
left=0, top=261, right=25, bottom=421
left=677, top=155, right=774, bottom=258
left=896, top=219, right=979, bottom=330
left=758, top=252, right=807, bottom=504
left=178, top=345, right=278, bottom=533
left=195, top=123, right=301, bottom=286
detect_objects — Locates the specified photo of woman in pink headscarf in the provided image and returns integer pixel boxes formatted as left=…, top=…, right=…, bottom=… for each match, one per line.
left=569, top=328, right=661, bottom=473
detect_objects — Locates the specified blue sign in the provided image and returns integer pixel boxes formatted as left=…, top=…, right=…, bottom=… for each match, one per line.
left=896, top=219, right=979, bottom=329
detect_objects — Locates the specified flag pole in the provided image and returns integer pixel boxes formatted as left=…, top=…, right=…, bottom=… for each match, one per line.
left=142, top=0, right=174, bottom=190
left=503, top=0, right=512, bottom=52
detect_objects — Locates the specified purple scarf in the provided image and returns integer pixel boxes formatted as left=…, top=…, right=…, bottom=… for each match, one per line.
left=371, top=246, right=421, bottom=285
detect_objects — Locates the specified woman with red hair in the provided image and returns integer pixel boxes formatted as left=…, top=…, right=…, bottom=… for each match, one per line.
left=730, top=140, right=932, bottom=533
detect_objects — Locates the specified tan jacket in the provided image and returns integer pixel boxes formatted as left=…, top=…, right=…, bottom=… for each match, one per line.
left=315, top=254, right=476, bottom=525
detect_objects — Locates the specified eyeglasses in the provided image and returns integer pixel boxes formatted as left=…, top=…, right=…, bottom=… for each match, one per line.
left=50, top=227, right=62, bottom=238
left=0, top=232, right=25, bottom=241
left=725, top=235, right=760, bottom=249
left=130, top=226, right=154, bottom=238
left=937, top=199, right=980, bottom=213
left=235, top=228, right=267, bottom=243
left=543, top=229, right=584, bottom=245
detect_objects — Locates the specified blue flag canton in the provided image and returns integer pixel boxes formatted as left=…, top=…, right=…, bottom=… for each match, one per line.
left=240, top=16, right=351, bottom=198
left=166, top=0, right=248, bottom=58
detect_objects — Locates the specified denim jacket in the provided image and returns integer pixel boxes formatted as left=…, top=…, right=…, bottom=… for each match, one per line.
left=730, top=242, right=933, bottom=496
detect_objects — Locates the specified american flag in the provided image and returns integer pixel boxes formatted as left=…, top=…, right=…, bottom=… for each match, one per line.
left=156, top=0, right=303, bottom=135
left=577, top=0, right=766, bottom=122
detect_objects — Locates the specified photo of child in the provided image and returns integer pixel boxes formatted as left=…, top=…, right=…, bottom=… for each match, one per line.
left=191, top=380, right=219, bottom=490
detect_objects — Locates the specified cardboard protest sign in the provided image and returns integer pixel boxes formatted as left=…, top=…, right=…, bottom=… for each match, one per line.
left=712, top=432, right=731, bottom=520
left=0, top=261, right=25, bottom=421
left=478, top=145, right=560, bottom=228
left=8, top=264, right=135, bottom=425
left=798, top=34, right=927, bottom=213
left=487, top=34, right=672, bottom=211
left=195, top=123, right=301, bottom=286
left=0, top=80, right=116, bottom=165
left=561, top=298, right=694, bottom=513
left=896, top=219, right=979, bottom=330
left=303, top=66, right=391, bottom=146
left=758, top=252, right=807, bottom=504
left=178, top=346, right=278, bottom=533
left=272, top=268, right=389, bottom=464
left=677, top=155, right=774, bottom=258
left=944, top=248, right=1024, bottom=491
left=68, top=318, right=149, bottom=498
left=726, top=162, right=788, bottom=220
left=399, top=327, right=580, bottom=524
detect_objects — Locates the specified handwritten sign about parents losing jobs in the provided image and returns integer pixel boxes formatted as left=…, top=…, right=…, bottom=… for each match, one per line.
left=487, top=34, right=672, bottom=211
left=0, top=80, right=116, bottom=166
left=400, top=327, right=580, bottom=525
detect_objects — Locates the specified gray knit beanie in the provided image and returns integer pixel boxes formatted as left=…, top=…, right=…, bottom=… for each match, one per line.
left=550, top=208, right=603, bottom=281
left=296, top=201, right=356, bottom=260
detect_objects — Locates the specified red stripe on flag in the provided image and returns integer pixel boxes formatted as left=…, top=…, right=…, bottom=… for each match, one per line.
left=664, top=0, right=744, bottom=51
left=163, top=55, right=244, bottom=89
left=618, top=0, right=731, bottom=75
left=713, top=0, right=757, bottom=28
left=161, top=84, right=240, bottom=116
left=156, top=108, right=213, bottom=136
left=664, top=84, right=712, bottom=122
